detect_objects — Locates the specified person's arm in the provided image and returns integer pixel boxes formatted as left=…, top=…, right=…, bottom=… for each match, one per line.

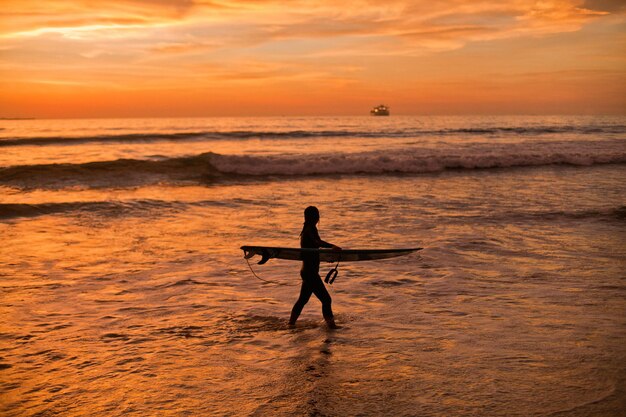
left=314, top=228, right=341, bottom=250
left=318, top=238, right=333, bottom=248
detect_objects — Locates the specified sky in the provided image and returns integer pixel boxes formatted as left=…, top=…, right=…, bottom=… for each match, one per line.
left=1, top=0, right=625, bottom=118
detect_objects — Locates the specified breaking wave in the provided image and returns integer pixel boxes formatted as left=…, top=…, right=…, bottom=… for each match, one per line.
left=1, top=124, right=625, bottom=147
left=446, top=206, right=626, bottom=224
left=206, top=140, right=626, bottom=176
left=2, top=200, right=624, bottom=222
left=0, top=200, right=177, bottom=219
left=1, top=140, right=624, bottom=189
left=0, top=198, right=250, bottom=219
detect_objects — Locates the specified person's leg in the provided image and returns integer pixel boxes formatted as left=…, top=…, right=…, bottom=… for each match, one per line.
left=310, top=276, right=338, bottom=328
left=289, top=279, right=313, bottom=325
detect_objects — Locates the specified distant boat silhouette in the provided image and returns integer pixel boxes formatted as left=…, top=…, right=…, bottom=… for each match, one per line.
left=370, top=104, right=390, bottom=116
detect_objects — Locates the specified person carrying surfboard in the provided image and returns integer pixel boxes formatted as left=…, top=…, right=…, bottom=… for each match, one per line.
left=289, top=206, right=342, bottom=329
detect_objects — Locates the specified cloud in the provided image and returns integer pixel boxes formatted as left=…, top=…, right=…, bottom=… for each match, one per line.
left=0, top=1, right=611, bottom=50
left=220, top=1, right=610, bottom=55
left=2, top=0, right=624, bottom=116
left=0, top=0, right=206, bottom=38
left=583, top=0, right=626, bottom=13
left=149, top=41, right=217, bottom=54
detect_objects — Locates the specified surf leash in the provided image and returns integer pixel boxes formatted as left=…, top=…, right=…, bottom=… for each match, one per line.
left=324, top=263, right=338, bottom=284
left=244, top=257, right=299, bottom=286
left=325, top=252, right=341, bottom=285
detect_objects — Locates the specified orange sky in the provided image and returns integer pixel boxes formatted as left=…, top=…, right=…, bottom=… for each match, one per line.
left=1, top=0, right=625, bottom=117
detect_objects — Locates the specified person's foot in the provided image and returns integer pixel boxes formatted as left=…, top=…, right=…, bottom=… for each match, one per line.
left=288, top=321, right=296, bottom=328
left=325, top=318, right=341, bottom=329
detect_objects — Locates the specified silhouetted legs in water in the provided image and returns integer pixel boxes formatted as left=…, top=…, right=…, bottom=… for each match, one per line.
left=289, top=273, right=339, bottom=329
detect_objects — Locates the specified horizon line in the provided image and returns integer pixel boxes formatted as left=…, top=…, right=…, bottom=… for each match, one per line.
left=2, top=113, right=626, bottom=121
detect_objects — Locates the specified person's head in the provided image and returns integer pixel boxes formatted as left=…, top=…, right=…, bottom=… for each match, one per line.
left=304, top=206, right=320, bottom=225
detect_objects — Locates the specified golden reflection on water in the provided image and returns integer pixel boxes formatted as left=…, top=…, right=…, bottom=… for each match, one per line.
left=1, top=166, right=626, bottom=415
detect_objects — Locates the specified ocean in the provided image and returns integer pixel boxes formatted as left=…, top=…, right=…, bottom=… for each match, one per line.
left=1, top=115, right=625, bottom=416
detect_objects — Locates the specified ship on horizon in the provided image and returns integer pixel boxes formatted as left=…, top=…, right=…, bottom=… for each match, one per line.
left=370, top=104, right=390, bottom=116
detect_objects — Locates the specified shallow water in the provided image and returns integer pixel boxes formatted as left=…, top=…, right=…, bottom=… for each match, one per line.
left=1, top=116, right=625, bottom=416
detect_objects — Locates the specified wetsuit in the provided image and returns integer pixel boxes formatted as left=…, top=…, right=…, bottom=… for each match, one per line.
left=290, top=223, right=334, bottom=321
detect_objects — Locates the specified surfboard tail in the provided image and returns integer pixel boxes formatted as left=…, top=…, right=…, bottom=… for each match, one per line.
left=242, top=246, right=277, bottom=264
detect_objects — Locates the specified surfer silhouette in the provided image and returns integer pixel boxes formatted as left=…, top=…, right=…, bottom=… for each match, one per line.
left=289, top=206, right=342, bottom=329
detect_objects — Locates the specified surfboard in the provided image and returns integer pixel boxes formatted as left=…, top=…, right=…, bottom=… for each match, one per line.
left=241, top=246, right=422, bottom=265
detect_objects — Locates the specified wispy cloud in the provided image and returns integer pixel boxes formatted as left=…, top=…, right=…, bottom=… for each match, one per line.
left=1, top=0, right=624, bottom=116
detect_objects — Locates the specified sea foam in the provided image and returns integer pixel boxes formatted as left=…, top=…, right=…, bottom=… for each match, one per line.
left=0, top=139, right=624, bottom=188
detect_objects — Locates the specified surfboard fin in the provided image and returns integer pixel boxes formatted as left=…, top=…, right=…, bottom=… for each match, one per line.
left=258, top=249, right=271, bottom=265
